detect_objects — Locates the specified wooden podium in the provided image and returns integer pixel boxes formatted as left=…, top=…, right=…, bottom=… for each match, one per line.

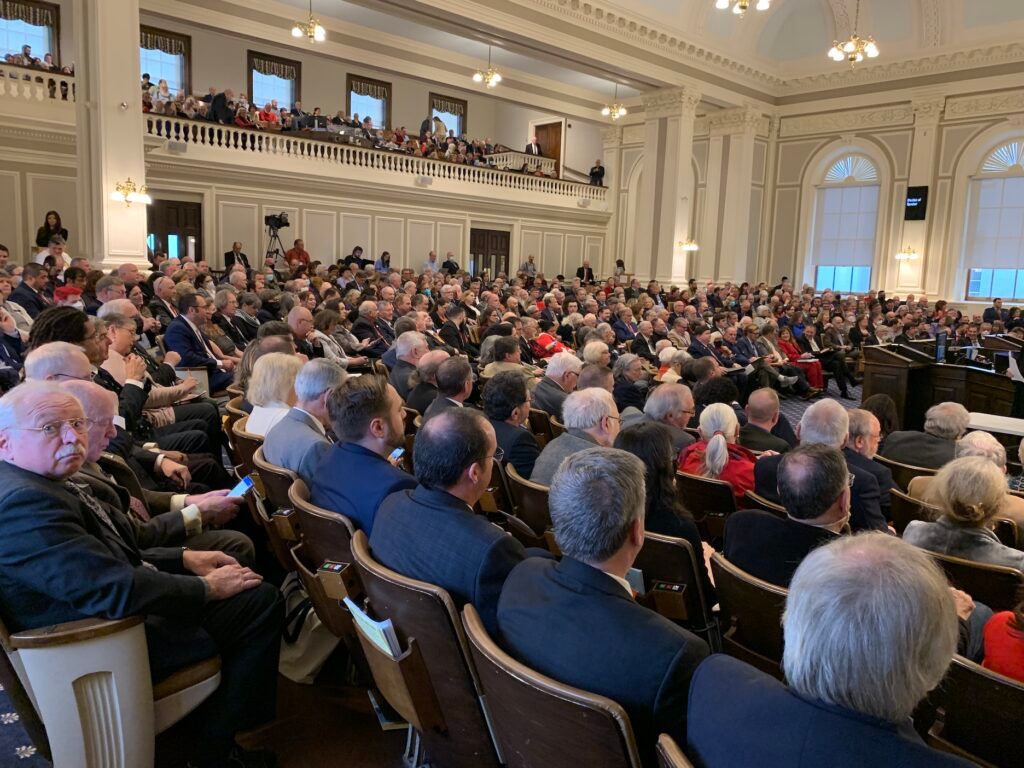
left=862, top=344, right=1017, bottom=431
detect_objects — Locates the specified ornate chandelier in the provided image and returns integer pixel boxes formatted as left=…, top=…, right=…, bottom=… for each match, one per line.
left=473, top=46, right=502, bottom=89
left=291, top=0, right=326, bottom=43
left=828, top=0, right=879, bottom=66
left=601, top=84, right=627, bottom=121
left=715, top=0, right=771, bottom=16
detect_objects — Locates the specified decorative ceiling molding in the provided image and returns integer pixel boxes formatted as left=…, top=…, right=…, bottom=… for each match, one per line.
left=826, top=0, right=852, bottom=39
left=920, top=0, right=942, bottom=48
left=779, top=104, right=915, bottom=138
left=641, top=87, right=702, bottom=120
left=708, top=107, right=770, bottom=137
left=945, top=90, right=1024, bottom=121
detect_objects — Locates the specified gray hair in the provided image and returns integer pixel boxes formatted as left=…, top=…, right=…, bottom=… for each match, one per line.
left=561, top=388, right=617, bottom=430
left=582, top=341, right=609, bottom=364
left=545, top=351, right=583, bottom=379
left=549, top=447, right=646, bottom=563
left=0, top=381, right=79, bottom=431
left=955, top=430, right=1006, bottom=468
left=935, top=456, right=1006, bottom=527
left=97, top=298, right=135, bottom=318
left=798, top=398, right=849, bottom=448
left=644, top=383, right=693, bottom=423
left=294, top=358, right=346, bottom=402
left=395, top=331, right=428, bottom=359
left=924, top=402, right=969, bottom=440
left=783, top=533, right=958, bottom=722
left=846, top=408, right=876, bottom=443
left=214, top=289, right=237, bottom=310
left=697, top=402, right=738, bottom=478
left=612, top=353, right=640, bottom=380
left=358, top=300, right=377, bottom=317
left=24, top=342, right=88, bottom=380
left=778, top=444, right=848, bottom=520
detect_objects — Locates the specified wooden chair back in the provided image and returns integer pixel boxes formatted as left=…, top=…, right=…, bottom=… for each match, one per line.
left=928, top=656, right=1024, bottom=768
left=874, top=454, right=936, bottom=492
left=289, top=542, right=357, bottom=640
left=633, top=532, right=715, bottom=638
left=993, top=518, right=1021, bottom=549
left=252, top=447, right=298, bottom=513
left=350, top=531, right=501, bottom=768
left=504, top=464, right=554, bottom=541
left=675, top=472, right=738, bottom=543
left=288, top=479, right=357, bottom=566
left=710, top=552, right=787, bottom=679
left=889, top=488, right=940, bottom=535
left=461, top=604, right=642, bottom=768
left=231, top=416, right=263, bottom=478
left=224, top=396, right=247, bottom=431
left=403, top=406, right=420, bottom=435
left=528, top=408, right=553, bottom=447
left=742, top=490, right=786, bottom=516
left=549, top=415, right=566, bottom=438
left=656, top=735, right=695, bottom=768
left=929, top=551, right=1024, bottom=612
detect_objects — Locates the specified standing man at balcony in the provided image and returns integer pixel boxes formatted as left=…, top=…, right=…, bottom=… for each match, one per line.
left=285, top=239, right=310, bottom=268
left=525, top=135, right=542, bottom=156
left=209, top=88, right=234, bottom=125
left=589, top=159, right=605, bottom=187
left=224, top=242, right=250, bottom=273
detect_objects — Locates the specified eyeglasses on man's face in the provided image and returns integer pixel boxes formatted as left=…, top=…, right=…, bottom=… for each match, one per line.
left=9, top=418, right=88, bottom=438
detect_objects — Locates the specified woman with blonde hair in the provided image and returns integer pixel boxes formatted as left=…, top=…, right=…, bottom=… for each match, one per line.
left=678, top=401, right=757, bottom=505
left=244, top=352, right=303, bottom=436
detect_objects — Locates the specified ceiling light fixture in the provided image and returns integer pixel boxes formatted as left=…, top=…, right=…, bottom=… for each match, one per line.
left=473, top=46, right=502, bottom=89
left=715, top=0, right=771, bottom=17
left=601, top=83, right=628, bottom=121
left=291, top=0, right=326, bottom=43
left=828, top=0, right=879, bottom=66
left=895, top=246, right=918, bottom=261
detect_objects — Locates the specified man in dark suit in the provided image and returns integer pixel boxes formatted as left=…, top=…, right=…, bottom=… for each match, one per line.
left=620, top=383, right=695, bottom=456
left=530, top=351, right=581, bottom=419
left=754, top=399, right=888, bottom=533
left=482, top=371, right=540, bottom=480
left=311, top=376, right=416, bottom=533
left=287, top=306, right=324, bottom=360
left=575, top=260, right=595, bottom=284
left=438, top=304, right=476, bottom=357
left=688, top=535, right=972, bottom=768
left=845, top=409, right=895, bottom=518
left=209, top=88, right=234, bottom=124
left=880, top=402, right=966, bottom=470
left=0, top=382, right=282, bottom=768
left=390, top=331, right=428, bottom=402
left=611, top=306, right=638, bottom=343
left=798, top=323, right=854, bottom=398
left=725, top=444, right=846, bottom=587
left=739, top=387, right=791, bottom=454
left=631, top=320, right=660, bottom=365
left=370, top=408, right=526, bottom=635
left=349, top=301, right=388, bottom=359
left=406, top=349, right=448, bottom=415
left=224, top=241, right=250, bottom=272
left=422, top=356, right=473, bottom=422
left=148, top=276, right=180, bottom=332
left=983, top=297, right=1009, bottom=324
left=589, top=159, right=605, bottom=187
left=524, top=136, right=542, bottom=155
left=163, top=293, right=236, bottom=392
left=10, top=263, right=50, bottom=318
left=498, top=448, right=709, bottom=767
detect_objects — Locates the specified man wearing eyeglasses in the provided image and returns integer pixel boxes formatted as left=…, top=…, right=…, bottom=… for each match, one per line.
left=0, top=381, right=283, bottom=768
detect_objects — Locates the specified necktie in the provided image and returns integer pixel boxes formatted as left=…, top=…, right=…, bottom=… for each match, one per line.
left=65, top=480, right=157, bottom=570
left=99, top=467, right=151, bottom=521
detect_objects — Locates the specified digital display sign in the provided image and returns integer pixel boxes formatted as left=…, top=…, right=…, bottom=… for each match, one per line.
left=905, top=186, right=929, bottom=221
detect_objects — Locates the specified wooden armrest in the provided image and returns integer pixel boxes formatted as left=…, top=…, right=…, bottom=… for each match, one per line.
left=10, top=615, right=144, bottom=650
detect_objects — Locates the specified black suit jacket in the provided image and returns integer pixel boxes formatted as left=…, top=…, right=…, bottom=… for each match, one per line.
left=575, top=266, right=595, bottom=284
left=149, top=297, right=179, bottom=332
left=843, top=447, right=895, bottom=516
left=754, top=452, right=887, bottom=532
left=9, top=283, right=49, bottom=319
left=439, top=320, right=471, bottom=355
left=351, top=317, right=388, bottom=357
left=497, top=556, right=709, bottom=767
left=687, top=655, right=973, bottom=768
left=389, top=359, right=417, bottom=401
left=738, top=423, right=790, bottom=454
left=209, top=92, right=233, bottom=124
left=370, top=485, right=525, bottom=635
left=524, top=142, right=541, bottom=155
left=490, top=419, right=541, bottom=480
left=406, top=382, right=438, bottom=416
left=223, top=251, right=250, bottom=271
left=724, top=510, right=840, bottom=587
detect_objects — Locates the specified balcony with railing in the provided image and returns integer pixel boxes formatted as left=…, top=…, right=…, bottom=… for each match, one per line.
left=144, top=116, right=608, bottom=211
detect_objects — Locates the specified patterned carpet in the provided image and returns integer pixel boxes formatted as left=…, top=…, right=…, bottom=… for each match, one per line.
left=777, top=380, right=863, bottom=427
left=0, top=685, right=46, bottom=767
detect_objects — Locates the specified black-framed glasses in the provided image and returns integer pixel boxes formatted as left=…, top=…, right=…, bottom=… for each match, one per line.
left=52, top=371, right=95, bottom=382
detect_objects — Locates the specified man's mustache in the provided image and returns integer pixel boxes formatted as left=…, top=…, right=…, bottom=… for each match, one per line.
left=56, top=444, right=85, bottom=459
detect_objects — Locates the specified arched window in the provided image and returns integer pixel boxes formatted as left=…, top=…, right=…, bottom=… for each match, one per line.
left=964, top=140, right=1024, bottom=301
left=811, top=154, right=879, bottom=293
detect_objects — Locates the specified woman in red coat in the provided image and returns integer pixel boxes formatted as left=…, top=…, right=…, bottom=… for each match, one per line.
left=778, top=325, right=824, bottom=389
left=983, top=603, right=1024, bottom=683
left=679, top=402, right=757, bottom=506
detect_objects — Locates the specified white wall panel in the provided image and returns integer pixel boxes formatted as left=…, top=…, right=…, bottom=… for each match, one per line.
left=585, top=236, right=603, bottom=267
left=521, top=229, right=543, bottom=270
left=437, top=222, right=465, bottom=262
left=407, top=220, right=436, bottom=264
left=374, top=216, right=405, bottom=266
left=0, top=172, right=22, bottom=262
left=302, top=209, right=338, bottom=263
left=341, top=213, right=372, bottom=256
left=26, top=173, right=77, bottom=255
left=217, top=201, right=259, bottom=268
left=261, top=205, right=298, bottom=262
left=543, top=233, right=565, bottom=276
left=565, top=235, right=585, bottom=274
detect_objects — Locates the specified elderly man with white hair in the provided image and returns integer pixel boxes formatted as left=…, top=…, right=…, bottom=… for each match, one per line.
left=880, top=401, right=968, bottom=469
left=754, top=398, right=888, bottom=532
left=530, top=388, right=620, bottom=485
left=688, top=534, right=975, bottom=767
left=531, top=350, right=582, bottom=419
left=389, top=330, right=428, bottom=401
left=620, top=382, right=696, bottom=455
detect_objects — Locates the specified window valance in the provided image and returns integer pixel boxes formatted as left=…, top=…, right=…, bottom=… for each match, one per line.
left=0, top=0, right=55, bottom=27
left=140, top=27, right=186, bottom=56
left=350, top=76, right=389, bottom=101
left=431, top=94, right=465, bottom=116
left=252, top=54, right=297, bottom=81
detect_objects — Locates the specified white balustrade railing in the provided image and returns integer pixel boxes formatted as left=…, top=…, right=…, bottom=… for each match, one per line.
left=145, top=116, right=606, bottom=203
left=0, top=64, right=74, bottom=103
left=489, top=151, right=557, bottom=175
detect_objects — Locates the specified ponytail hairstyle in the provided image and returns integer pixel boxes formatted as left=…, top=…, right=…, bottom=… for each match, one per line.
left=698, top=402, right=738, bottom=479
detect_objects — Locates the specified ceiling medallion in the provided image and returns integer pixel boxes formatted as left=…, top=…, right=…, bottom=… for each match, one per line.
left=714, top=0, right=771, bottom=17
left=828, top=0, right=879, bottom=66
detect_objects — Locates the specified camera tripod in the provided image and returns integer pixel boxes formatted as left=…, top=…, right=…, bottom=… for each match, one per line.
left=265, top=227, right=285, bottom=263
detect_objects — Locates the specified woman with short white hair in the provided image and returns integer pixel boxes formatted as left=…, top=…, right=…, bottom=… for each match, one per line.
left=678, top=402, right=757, bottom=505
left=658, top=347, right=690, bottom=383
left=245, top=352, right=303, bottom=436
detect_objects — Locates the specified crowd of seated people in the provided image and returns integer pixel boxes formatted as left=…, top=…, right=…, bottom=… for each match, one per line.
left=2, top=233, right=1024, bottom=767
left=2, top=42, right=74, bottom=75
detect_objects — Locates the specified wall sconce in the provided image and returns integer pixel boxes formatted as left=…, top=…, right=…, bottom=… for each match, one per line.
left=895, top=246, right=918, bottom=261
left=110, top=178, right=152, bottom=207
left=679, top=239, right=700, bottom=252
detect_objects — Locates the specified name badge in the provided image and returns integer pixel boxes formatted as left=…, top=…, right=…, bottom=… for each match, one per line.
left=113, top=415, right=126, bottom=429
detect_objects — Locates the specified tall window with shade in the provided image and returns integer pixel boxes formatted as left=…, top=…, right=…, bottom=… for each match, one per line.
left=811, top=154, right=880, bottom=294
left=429, top=93, right=468, bottom=140
left=0, top=0, right=59, bottom=64
left=139, top=26, right=190, bottom=95
left=247, top=50, right=301, bottom=111
left=346, top=74, right=391, bottom=129
left=963, top=140, right=1024, bottom=301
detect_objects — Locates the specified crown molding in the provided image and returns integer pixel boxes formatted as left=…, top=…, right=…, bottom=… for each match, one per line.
left=779, top=104, right=915, bottom=139
left=945, top=90, right=1024, bottom=121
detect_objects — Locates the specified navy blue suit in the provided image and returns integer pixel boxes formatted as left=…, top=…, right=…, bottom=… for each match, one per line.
left=370, top=485, right=526, bottom=635
left=687, top=654, right=973, bottom=768
left=497, top=557, right=709, bottom=767
left=310, top=442, right=416, bottom=533
left=843, top=447, right=895, bottom=518
left=754, top=453, right=887, bottom=532
left=612, top=318, right=637, bottom=343
left=489, top=419, right=540, bottom=480
left=9, top=283, right=49, bottom=318
left=163, top=315, right=233, bottom=391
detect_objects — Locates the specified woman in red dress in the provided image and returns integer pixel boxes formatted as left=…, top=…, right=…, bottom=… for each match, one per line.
left=778, top=325, right=824, bottom=390
left=678, top=402, right=757, bottom=506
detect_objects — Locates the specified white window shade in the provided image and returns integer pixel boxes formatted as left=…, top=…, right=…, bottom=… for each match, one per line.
left=813, top=185, right=878, bottom=266
left=965, top=178, right=1024, bottom=270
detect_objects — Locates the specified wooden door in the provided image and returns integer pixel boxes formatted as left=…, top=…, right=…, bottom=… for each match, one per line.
left=470, top=229, right=510, bottom=278
left=534, top=121, right=562, bottom=175
left=147, top=200, right=203, bottom=262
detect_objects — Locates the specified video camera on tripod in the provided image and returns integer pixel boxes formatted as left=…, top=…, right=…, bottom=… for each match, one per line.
left=264, top=212, right=290, bottom=262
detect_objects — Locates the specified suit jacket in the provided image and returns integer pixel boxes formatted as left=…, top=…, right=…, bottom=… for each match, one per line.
left=311, top=442, right=416, bottom=533
left=687, top=654, right=973, bottom=768
left=843, top=447, right=895, bottom=515
left=370, top=485, right=525, bottom=635
left=75, top=463, right=186, bottom=545
left=149, top=297, right=179, bottom=331
left=612, top=318, right=637, bottom=343
left=490, top=419, right=541, bottom=480
left=232, top=312, right=261, bottom=343
left=880, top=430, right=955, bottom=470
left=0, top=462, right=205, bottom=634
left=163, top=315, right=217, bottom=371
left=754, top=452, right=887, bottom=532
left=224, top=250, right=250, bottom=271
left=530, top=429, right=600, bottom=486
left=575, top=266, right=595, bottom=284
left=423, top=395, right=464, bottom=422
left=613, top=376, right=646, bottom=413
left=530, top=376, right=569, bottom=419
left=738, top=422, right=790, bottom=454
left=724, top=510, right=840, bottom=587
left=632, top=333, right=659, bottom=364
left=351, top=317, right=388, bottom=357
left=263, top=408, right=332, bottom=482
left=621, top=410, right=694, bottom=456
left=524, top=142, right=541, bottom=155
left=209, top=92, right=233, bottom=124
left=375, top=318, right=396, bottom=345
left=389, top=359, right=418, bottom=401
left=406, top=382, right=438, bottom=415
left=439, top=320, right=471, bottom=355
left=9, top=283, right=48, bottom=318
left=822, top=327, right=850, bottom=350
left=94, top=365, right=152, bottom=439
left=213, top=313, right=247, bottom=350
left=497, top=557, right=709, bottom=767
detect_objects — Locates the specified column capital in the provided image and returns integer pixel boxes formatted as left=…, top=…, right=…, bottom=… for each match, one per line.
left=708, top=106, right=768, bottom=137
left=602, top=125, right=622, bottom=148
left=912, top=96, right=946, bottom=126
left=642, top=87, right=701, bottom=120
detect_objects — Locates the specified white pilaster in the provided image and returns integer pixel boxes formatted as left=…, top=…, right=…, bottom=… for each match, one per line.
left=74, top=0, right=149, bottom=268
left=601, top=125, right=623, bottom=279
left=714, top=107, right=763, bottom=283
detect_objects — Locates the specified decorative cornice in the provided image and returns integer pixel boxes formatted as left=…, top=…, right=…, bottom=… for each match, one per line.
left=779, top=105, right=915, bottom=138
left=921, top=0, right=942, bottom=48
left=601, top=125, right=622, bottom=147
left=945, top=90, right=1024, bottom=120
left=621, top=124, right=645, bottom=145
left=912, top=97, right=945, bottom=126
left=0, top=124, right=76, bottom=145
left=708, top=107, right=769, bottom=137
left=641, top=87, right=701, bottom=120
